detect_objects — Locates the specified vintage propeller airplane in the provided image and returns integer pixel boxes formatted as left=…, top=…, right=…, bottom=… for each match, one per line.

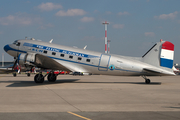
left=4, top=38, right=175, bottom=84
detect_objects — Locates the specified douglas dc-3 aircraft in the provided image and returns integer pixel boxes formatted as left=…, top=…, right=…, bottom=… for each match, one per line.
left=4, top=38, right=175, bottom=84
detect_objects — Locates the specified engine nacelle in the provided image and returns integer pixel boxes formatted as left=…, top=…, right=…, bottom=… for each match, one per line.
left=18, top=53, right=36, bottom=67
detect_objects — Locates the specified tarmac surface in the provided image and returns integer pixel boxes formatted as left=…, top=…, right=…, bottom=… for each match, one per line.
left=0, top=74, right=180, bottom=120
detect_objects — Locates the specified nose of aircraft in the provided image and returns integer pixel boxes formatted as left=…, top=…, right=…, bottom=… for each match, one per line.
left=4, top=44, right=10, bottom=52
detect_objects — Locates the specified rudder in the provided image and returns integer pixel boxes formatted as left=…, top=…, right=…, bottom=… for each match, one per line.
left=160, top=41, right=174, bottom=68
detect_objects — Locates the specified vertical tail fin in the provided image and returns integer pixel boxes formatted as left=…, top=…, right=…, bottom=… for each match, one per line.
left=142, top=41, right=174, bottom=69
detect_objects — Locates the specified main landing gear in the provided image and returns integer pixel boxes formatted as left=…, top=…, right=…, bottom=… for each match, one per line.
left=142, top=76, right=151, bottom=84
left=34, top=71, right=57, bottom=83
left=13, top=73, right=17, bottom=77
left=47, top=72, right=57, bottom=82
left=34, top=73, right=44, bottom=83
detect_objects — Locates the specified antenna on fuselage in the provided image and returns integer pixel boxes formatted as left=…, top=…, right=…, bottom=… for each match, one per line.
left=83, top=45, right=87, bottom=49
left=31, top=38, right=35, bottom=40
left=49, top=39, right=53, bottom=43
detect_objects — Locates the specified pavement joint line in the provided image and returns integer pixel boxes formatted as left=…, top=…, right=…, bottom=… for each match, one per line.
left=68, top=111, right=91, bottom=120
left=45, top=85, right=82, bottom=112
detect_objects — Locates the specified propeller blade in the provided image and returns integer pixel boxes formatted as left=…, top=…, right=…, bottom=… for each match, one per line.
left=12, top=59, right=18, bottom=70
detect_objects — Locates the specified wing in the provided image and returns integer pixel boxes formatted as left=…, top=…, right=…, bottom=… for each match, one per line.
left=33, top=54, right=70, bottom=71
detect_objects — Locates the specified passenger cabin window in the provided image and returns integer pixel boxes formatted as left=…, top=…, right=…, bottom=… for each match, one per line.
left=52, top=52, right=56, bottom=55
left=69, top=55, right=73, bottom=59
left=78, top=57, right=82, bottom=60
left=60, top=54, right=64, bottom=57
left=86, top=59, right=90, bottom=62
left=44, top=50, right=47, bottom=54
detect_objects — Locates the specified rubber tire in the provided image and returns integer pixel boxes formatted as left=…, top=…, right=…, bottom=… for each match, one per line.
left=13, top=73, right=16, bottom=77
left=34, top=74, right=44, bottom=83
left=47, top=73, right=57, bottom=82
left=27, top=73, right=30, bottom=77
left=145, top=79, right=151, bottom=84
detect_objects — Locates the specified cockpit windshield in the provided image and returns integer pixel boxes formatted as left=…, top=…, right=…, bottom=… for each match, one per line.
left=13, top=40, right=18, bottom=44
left=13, top=40, right=20, bottom=46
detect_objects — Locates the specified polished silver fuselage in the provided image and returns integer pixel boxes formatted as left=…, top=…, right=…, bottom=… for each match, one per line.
left=4, top=39, right=175, bottom=76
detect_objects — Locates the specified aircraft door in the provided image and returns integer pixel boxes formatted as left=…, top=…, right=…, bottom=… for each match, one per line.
left=98, top=54, right=111, bottom=71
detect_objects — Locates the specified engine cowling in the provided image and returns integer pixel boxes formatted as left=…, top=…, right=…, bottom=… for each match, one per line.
left=18, top=53, right=36, bottom=67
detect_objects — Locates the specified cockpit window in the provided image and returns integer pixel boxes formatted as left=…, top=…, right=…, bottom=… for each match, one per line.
left=13, top=40, right=18, bottom=44
left=13, top=40, right=20, bottom=46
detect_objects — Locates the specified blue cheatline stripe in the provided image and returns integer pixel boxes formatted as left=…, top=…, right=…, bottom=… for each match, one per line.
left=160, top=58, right=173, bottom=68
left=5, top=45, right=27, bottom=53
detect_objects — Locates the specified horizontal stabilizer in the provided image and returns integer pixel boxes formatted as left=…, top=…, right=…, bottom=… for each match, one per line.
left=143, top=68, right=175, bottom=76
left=143, top=68, right=162, bottom=74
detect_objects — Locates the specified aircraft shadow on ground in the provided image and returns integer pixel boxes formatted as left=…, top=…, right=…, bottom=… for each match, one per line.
left=0, top=76, right=28, bottom=77
left=2, top=79, right=162, bottom=87
left=4, top=79, right=80, bottom=87
left=167, top=107, right=180, bottom=109
left=73, top=81, right=162, bottom=85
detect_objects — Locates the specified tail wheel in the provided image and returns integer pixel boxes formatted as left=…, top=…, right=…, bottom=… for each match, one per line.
left=145, top=79, right=151, bottom=84
left=34, top=74, right=44, bottom=83
left=142, top=76, right=151, bottom=84
left=47, top=73, right=57, bottom=82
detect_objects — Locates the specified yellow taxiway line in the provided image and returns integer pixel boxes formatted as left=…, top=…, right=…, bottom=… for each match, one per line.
left=67, top=111, right=91, bottom=120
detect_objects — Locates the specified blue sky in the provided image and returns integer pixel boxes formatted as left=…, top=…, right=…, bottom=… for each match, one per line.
left=1, top=0, right=180, bottom=64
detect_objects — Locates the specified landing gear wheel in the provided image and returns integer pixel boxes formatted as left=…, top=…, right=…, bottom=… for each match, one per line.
left=47, top=73, right=57, bottom=82
left=27, top=73, right=30, bottom=77
left=34, top=74, right=44, bottom=83
left=145, top=79, right=151, bottom=84
left=13, top=73, right=16, bottom=77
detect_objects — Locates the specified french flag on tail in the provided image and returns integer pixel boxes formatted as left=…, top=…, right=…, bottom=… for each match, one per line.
left=160, top=41, right=174, bottom=69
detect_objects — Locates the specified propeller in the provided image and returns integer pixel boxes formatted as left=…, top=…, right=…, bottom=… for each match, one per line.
left=12, top=40, right=20, bottom=70
left=12, top=59, right=18, bottom=70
